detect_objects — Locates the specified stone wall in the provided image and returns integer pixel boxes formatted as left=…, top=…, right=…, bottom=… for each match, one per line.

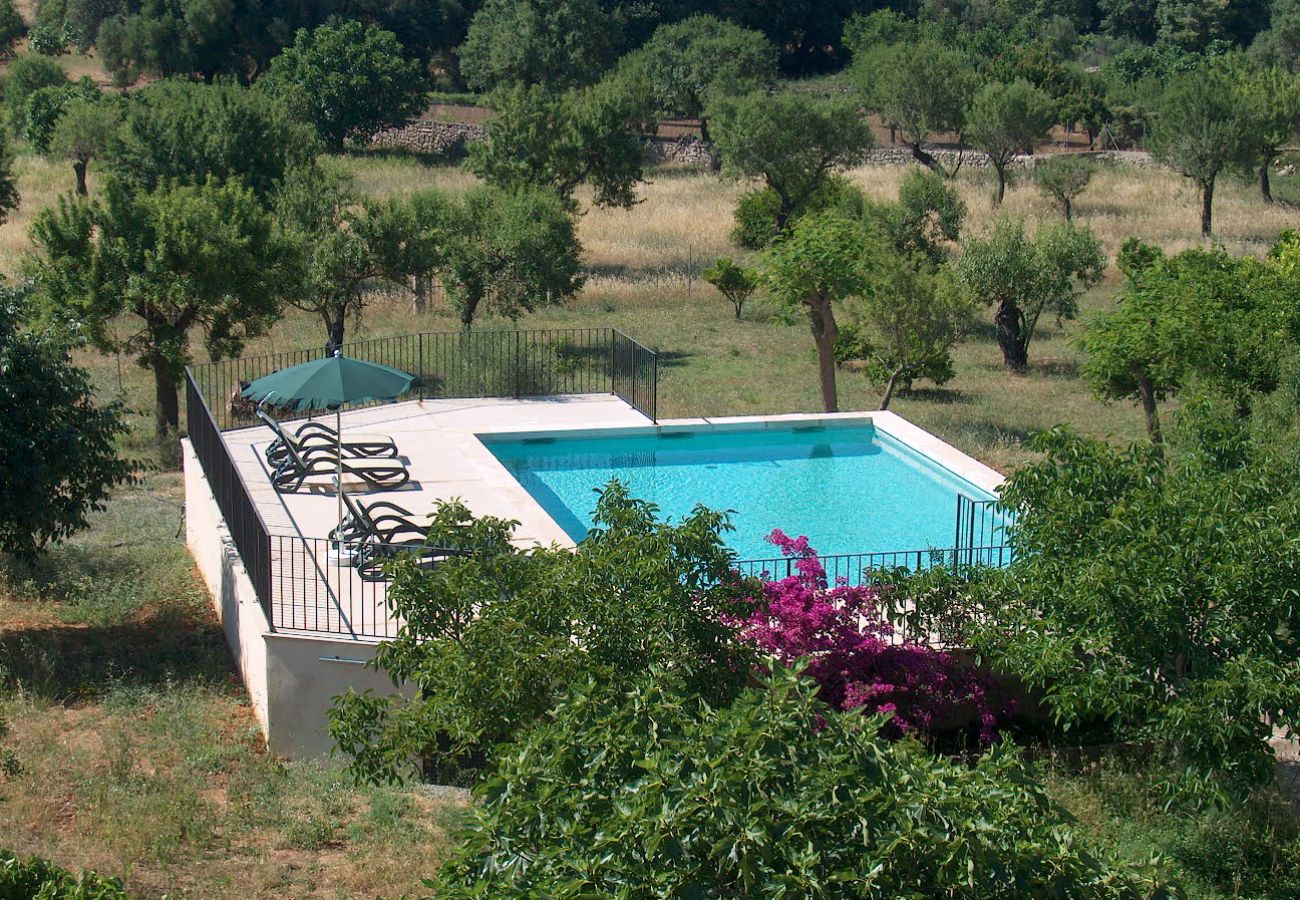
left=368, top=119, right=487, bottom=159
left=367, top=116, right=1150, bottom=171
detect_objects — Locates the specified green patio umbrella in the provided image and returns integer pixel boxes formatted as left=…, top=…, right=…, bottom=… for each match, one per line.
left=241, top=352, right=415, bottom=552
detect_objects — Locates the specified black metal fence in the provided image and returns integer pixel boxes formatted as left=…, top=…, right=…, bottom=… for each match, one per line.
left=612, top=329, right=658, bottom=424
left=267, top=535, right=446, bottom=639
left=190, top=327, right=660, bottom=431
left=733, top=543, right=1013, bottom=586
left=184, top=370, right=273, bottom=616
left=956, top=495, right=1007, bottom=565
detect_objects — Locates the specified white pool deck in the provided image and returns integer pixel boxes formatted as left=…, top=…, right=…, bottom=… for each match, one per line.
left=219, top=394, right=1005, bottom=642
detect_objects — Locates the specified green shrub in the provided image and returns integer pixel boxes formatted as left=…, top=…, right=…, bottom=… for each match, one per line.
left=3, top=54, right=68, bottom=137
left=0, top=849, right=130, bottom=898
left=973, top=427, right=1300, bottom=796
left=429, top=662, right=1176, bottom=897
left=328, top=484, right=751, bottom=784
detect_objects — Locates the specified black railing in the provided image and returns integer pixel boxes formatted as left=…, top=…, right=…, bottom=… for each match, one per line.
left=733, top=544, right=1012, bottom=587
left=611, top=329, right=658, bottom=423
left=190, top=327, right=659, bottom=431
left=266, top=535, right=446, bottom=639
left=185, top=370, right=273, bottom=617
left=956, top=495, right=1007, bottom=565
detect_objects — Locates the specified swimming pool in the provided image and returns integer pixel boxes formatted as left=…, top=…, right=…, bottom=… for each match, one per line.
left=483, top=421, right=1003, bottom=561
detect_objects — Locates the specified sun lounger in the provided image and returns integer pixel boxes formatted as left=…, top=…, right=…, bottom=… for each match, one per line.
left=271, top=437, right=410, bottom=494
left=328, top=492, right=455, bottom=582
left=329, top=491, right=427, bottom=544
left=257, top=408, right=398, bottom=467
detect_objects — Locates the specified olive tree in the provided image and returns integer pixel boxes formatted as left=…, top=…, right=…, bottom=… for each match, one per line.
left=958, top=218, right=1105, bottom=370
left=839, top=254, right=976, bottom=410
left=457, top=0, right=614, bottom=92
left=763, top=212, right=875, bottom=413
left=1148, top=66, right=1252, bottom=237
left=864, top=40, right=980, bottom=176
left=1034, top=155, right=1094, bottom=220
left=966, top=79, right=1055, bottom=205
left=623, top=15, right=777, bottom=143
left=0, top=288, right=132, bottom=559
left=261, top=21, right=427, bottom=151
left=29, top=179, right=295, bottom=437
left=1233, top=61, right=1300, bottom=203
left=47, top=96, right=122, bottom=195
left=104, top=79, right=318, bottom=202
left=702, top=257, right=759, bottom=320
left=0, top=130, right=19, bottom=224
left=711, top=92, right=873, bottom=247
left=276, top=168, right=446, bottom=353
left=3, top=53, right=68, bottom=136
left=0, top=0, right=24, bottom=56
left=468, top=82, right=645, bottom=210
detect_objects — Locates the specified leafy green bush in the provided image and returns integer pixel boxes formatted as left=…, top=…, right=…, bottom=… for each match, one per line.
left=429, top=662, right=1175, bottom=897
left=972, top=427, right=1300, bottom=796
left=328, top=483, right=751, bottom=784
left=0, top=850, right=130, bottom=898
left=3, top=54, right=68, bottom=137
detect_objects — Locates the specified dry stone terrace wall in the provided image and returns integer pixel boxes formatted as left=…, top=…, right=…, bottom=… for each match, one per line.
left=368, top=119, right=487, bottom=158
left=366, top=115, right=1151, bottom=171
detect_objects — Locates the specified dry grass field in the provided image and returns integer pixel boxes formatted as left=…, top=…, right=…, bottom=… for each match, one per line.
left=17, top=150, right=1294, bottom=472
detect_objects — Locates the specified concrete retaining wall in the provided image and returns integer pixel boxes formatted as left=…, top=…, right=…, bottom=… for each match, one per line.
left=182, top=439, right=406, bottom=758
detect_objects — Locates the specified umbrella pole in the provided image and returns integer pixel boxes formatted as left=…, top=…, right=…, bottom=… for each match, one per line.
left=336, top=406, right=344, bottom=556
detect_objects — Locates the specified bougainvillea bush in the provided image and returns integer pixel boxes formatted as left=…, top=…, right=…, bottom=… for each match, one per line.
left=733, top=529, right=1008, bottom=742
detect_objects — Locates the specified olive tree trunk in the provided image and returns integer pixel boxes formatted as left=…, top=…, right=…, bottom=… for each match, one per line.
left=879, top=368, right=903, bottom=410
left=1135, top=368, right=1162, bottom=444
left=1200, top=177, right=1215, bottom=237
left=154, top=362, right=180, bottom=438
left=994, top=298, right=1029, bottom=371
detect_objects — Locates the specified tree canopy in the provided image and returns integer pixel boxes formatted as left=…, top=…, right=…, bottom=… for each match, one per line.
left=973, top=426, right=1300, bottom=796
left=457, top=0, right=615, bottom=91
left=958, top=218, right=1105, bottom=370
left=965, top=79, right=1055, bottom=204
left=103, top=79, right=318, bottom=202
left=711, top=92, right=873, bottom=246
left=261, top=20, right=427, bottom=151
left=29, top=179, right=296, bottom=437
left=0, top=288, right=132, bottom=559
left=762, top=212, right=876, bottom=413
left=620, top=15, right=776, bottom=141
left=443, top=185, right=585, bottom=328
left=467, top=82, right=645, bottom=210
left=328, top=484, right=748, bottom=783
left=1148, top=65, right=1252, bottom=235
left=432, top=661, right=1173, bottom=897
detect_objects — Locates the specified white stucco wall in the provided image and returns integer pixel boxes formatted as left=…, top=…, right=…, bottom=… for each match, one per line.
left=183, top=438, right=272, bottom=738
left=183, top=438, right=406, bottom=758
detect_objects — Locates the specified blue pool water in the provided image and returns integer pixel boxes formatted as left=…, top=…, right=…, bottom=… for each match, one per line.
left=483, top=424, right=998, bottom=561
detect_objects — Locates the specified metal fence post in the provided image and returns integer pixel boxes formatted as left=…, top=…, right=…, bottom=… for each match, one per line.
left=418, top=332, right=425, bottom=400
left=653, top=347, right=659, bottom=424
